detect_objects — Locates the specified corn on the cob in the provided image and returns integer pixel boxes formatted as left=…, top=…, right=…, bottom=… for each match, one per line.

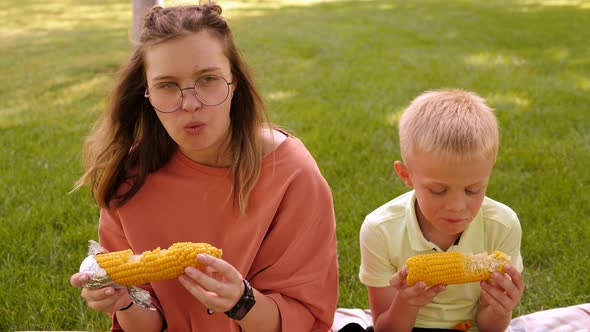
left=405, top=251, right=510, bottom=287
left=94, top=242, right=222, bottom=286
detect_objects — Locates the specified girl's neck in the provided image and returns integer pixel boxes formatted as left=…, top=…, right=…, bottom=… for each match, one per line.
left=179, top=145, right=232, bottom=168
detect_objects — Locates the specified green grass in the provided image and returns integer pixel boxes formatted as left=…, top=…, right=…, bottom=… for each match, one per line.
left=1, top=0, right=589, bottom=330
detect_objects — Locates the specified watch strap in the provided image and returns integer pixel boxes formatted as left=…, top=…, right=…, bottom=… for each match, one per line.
left=225, top=279, right=256, bottom=320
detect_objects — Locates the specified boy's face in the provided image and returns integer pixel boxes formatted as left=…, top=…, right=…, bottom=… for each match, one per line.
left=394, top=151, right=495, bottom=242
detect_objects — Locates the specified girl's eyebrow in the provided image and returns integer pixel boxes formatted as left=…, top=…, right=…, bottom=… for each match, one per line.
left=194, top=66, right=223, bottom=75
left=151, top=67, right=224, bottom=82
left=151, top=75, right=176, bottom=82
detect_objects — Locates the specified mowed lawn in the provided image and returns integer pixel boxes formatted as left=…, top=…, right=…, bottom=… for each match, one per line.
left=1, top=0, right=589, bottom=330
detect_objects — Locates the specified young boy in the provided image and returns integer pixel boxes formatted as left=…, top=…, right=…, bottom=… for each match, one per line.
left=359, top=89, right=525, bottom=332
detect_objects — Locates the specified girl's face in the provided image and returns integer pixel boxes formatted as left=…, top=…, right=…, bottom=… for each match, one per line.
left=395, top=151, right=495, bottom=246
left=144, top=31, right=236, bottom=166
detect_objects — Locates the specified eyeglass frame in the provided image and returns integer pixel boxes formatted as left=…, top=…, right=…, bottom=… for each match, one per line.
left=144, top=74, right=234, bottom=113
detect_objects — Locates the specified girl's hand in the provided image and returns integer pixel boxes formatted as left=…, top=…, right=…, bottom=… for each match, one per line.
left=178, top=254, right=245, bottom=314
left=389, top=268, right=446, bottom=307
left=70, top=272, right=131, bottom=313
left=480, top=264, right=525, bottom=315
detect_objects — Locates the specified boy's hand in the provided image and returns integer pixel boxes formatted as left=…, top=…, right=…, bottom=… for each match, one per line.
left=389, top=268, right=446, bottom=307
left=480, top=264, right=525, bottom=315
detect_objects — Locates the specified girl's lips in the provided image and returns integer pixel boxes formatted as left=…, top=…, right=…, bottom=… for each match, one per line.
left=184, top=122, right=204, bottom=135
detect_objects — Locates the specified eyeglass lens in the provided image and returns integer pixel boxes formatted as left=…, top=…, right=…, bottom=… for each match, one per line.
left=148, top=75, right=230, bottom=113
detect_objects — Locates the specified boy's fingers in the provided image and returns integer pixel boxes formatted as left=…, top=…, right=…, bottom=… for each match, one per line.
left=429, top=284, right=446, bottom=295
left=399, top=268, right=408, bottom=279
left=479, top=285, right=491, bottom=305
left=405, top=281, right=427, bottom=296
left=492, top=272, right=521, bottom=301
left=389, top=268, right=408, bottom=289
left=481, top=280, right=512, bottom=311
left=389, top=269, right=406, bottom=288
left=480, top=287, right=502, bottom=309
left=419, top=284, right=445, bottom=300
left=504, top=264, right=525, bottom=292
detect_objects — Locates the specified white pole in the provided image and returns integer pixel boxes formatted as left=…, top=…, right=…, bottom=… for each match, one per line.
left=130, top=0, right=164, bottom=44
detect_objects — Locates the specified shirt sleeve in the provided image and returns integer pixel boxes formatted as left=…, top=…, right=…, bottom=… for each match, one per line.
left=359, top=220, right=396, bottom=288
left=484, top=199, right=524, bottom=273
left=98, top=207, right=164, bottom=331
left=247, top=163, right=339, bottom=332
left=497, top=213, right=524, bottom=273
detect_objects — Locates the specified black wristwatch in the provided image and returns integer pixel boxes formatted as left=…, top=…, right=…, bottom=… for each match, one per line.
left=225, top=279, right=256, bottom=320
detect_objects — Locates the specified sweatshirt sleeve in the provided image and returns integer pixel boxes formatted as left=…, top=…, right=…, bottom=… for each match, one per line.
left=247, top=160, right=339, bottom=332
left=98, top=207, right=164, bottom=331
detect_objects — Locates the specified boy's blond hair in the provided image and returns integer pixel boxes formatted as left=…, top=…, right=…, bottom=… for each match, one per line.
left=399, top=89, right=498, bottom=162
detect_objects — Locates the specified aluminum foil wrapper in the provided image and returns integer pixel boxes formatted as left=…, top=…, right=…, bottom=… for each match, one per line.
left=79, top=240, right=155, bottom=310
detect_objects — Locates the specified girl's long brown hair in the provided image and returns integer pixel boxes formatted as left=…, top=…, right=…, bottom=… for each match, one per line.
left=75, top=3, right=267, bottom=212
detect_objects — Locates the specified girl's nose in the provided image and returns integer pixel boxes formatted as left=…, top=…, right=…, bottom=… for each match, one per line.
left=180, top=88, right=202, bottom=112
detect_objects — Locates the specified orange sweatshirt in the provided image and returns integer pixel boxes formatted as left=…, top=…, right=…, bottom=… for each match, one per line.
left=98, top=134, right=339, bottom=331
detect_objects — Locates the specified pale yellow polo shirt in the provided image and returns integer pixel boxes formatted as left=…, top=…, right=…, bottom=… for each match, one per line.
left=359, top=190, right=523, bottom=331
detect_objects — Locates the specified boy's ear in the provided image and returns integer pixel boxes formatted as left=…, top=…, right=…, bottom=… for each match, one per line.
left=394, top=161, right=413, bottom=187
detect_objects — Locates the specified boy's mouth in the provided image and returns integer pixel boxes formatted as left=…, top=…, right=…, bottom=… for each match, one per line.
left=442, top=218, right=466, bottom=224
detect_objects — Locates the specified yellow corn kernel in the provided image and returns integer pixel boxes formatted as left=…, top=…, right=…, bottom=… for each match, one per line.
left=405, top=251, right=510, bottom=287
left=95, top=242, right=222, bottom=286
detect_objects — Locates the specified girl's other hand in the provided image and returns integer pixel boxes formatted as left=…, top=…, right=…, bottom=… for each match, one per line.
left=178, top=254, right=245, bottom=314
left=70, top=272, right=131, bottom=313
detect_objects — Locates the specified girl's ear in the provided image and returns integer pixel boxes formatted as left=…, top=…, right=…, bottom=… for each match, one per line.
left=393, top=161, right=413, bottom=187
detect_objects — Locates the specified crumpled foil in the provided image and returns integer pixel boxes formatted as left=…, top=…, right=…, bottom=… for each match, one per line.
left=79, top=240, right=156, bottom=310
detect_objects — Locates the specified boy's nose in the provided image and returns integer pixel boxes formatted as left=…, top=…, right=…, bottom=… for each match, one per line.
left=446, top=195, right=467, bottom=212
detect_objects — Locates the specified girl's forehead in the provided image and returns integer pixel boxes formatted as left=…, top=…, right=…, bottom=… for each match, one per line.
left=144, top=32, right=230, bottom=79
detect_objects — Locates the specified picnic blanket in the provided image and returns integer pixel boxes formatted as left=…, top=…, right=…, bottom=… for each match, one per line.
left=332, top=303, right=590, bottom=332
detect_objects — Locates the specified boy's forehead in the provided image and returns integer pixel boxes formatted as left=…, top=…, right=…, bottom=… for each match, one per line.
left=405, top=151, right=495, bottom=183
left=405, top=147, right=495, bottom=164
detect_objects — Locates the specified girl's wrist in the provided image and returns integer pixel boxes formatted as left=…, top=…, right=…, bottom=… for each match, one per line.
left=118, top=301, right=134, bottom=311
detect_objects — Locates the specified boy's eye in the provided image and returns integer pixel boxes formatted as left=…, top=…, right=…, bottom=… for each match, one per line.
left=465, top=188, right=481, bottom=195
left=429, top=189, right=447, bottom=195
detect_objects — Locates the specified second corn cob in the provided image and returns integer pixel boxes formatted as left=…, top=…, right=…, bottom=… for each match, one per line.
left=94, top=242, right=222, bottom=286
left=405, top=251, right=510, bottom=287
